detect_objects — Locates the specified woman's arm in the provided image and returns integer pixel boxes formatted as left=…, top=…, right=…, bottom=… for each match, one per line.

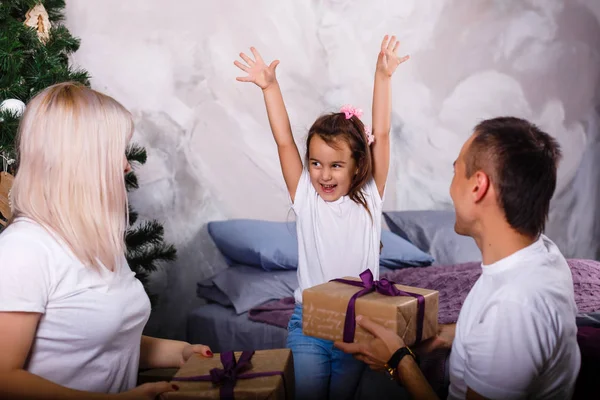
left=0, top=312, right=112, bottom=399
left=140, top=335, right=212, bottom=369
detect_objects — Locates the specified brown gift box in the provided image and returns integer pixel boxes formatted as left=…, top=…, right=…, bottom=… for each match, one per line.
left=165, top=349, right=294, bottom=400
left=302, top=274, right=439, bottom=345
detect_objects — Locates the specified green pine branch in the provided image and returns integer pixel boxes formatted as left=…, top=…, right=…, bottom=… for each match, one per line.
left=126, top=143, right=148, bottom=165
left=127, top=239, right=177, bottom=274
left=0, top=110, right=20, bottom=159
left=125, top=172, right=138, bottom=191
left=128, top=204, right=139, bottom=225
left=126, top=220, right=168, bottom=250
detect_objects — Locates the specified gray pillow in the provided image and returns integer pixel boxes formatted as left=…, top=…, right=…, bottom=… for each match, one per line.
left=383, top=210, right=481, bottom=265
left=198, top=265, right=298, bottom=315
left=196, top=283, right=233, bottom=307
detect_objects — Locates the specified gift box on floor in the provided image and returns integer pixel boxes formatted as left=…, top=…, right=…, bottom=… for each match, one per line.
left=302, top=270, right=439, bottom=345
left=166, top=349, right=294, bottom=400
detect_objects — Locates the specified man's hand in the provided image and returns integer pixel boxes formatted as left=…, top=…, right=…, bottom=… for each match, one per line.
left=334, top=315, right=405, bottom=370
left=336, top=316, right=441, bottom=400
left=414, top=324, right=456, bottom=357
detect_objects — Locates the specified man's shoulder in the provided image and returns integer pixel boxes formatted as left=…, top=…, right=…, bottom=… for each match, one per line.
left=493, top=258, right=576, bottom=329
left=506, top=235, right=571, bottom=283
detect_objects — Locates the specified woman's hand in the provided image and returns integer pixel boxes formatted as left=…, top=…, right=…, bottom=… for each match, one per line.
left=180, top=343, right=213, bottom=366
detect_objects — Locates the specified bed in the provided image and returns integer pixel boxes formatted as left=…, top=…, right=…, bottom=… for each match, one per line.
left=186, top=211, right=600, bottom=399
left=186, top=303, right=288, bottom=353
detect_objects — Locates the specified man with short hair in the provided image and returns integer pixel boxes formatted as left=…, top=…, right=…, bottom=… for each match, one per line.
left=336, top=117, right=581, bottom=399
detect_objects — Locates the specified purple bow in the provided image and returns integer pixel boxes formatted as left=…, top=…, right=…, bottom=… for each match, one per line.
left=332, top=269, right=425, bottom=344
left=172, top=351, right=284, bottom=400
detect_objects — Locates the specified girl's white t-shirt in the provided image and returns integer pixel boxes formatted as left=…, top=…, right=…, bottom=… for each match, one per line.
left=292, top=169, right=384, bottom=303
left=0, top=217, right=151, bottom=393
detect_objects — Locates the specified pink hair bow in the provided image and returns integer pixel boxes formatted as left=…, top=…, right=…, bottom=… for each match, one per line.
left=365, top=125, right=374, bottom=145
left=340, top=104, right=363, bottom=120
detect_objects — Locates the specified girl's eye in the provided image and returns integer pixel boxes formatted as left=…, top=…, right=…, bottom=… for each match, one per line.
left=333, top=164, right=341, bottom=168
left=311, top=161, right=320, bottom=167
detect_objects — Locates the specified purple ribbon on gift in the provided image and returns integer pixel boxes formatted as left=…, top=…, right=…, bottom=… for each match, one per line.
left=171, top=351, right=284, bottom=400
left=332, top=269, right=426, bottom=344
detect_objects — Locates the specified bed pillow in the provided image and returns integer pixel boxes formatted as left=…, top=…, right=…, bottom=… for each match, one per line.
left=198, top=265, right=299, bottom=314
left=383, top=210, right=481, bottom=265
left=209, top=219, right=434, bottom=271
left=196, top=282, right=232, bottom=307
left=208, top=219, right=298, bottom=271
left=380, top=230, right=434, bottom=268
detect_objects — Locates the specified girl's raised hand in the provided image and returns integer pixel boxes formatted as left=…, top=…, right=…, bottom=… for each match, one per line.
left=234, top=47, right=280, bottom=90
left=376, top=35, right=410, bottom=77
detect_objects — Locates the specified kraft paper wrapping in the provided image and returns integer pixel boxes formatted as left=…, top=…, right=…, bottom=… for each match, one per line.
left=302, top=277, right=439, bottom=345
left=165, top=349, right=294, bottom=400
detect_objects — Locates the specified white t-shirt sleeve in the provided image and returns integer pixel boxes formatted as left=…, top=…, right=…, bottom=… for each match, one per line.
left=364, top=177, right=384, bottom=208
left=290, top=168, right=312, bottom=212
left=462, top=299, right=555, bottom=399
left=0, top=234, right=52, bottom=313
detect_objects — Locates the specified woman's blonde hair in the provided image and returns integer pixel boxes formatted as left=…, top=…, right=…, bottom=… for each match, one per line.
left=10, top=82, right=133, bottom=271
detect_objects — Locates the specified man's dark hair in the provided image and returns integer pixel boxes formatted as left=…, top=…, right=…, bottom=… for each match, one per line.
left=465, top=117, right=562, bottom=237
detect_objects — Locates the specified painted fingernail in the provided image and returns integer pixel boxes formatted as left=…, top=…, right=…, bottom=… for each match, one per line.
left=207, top=350, right=213, bottom=356
left=172, top=384, right=179, bottom=390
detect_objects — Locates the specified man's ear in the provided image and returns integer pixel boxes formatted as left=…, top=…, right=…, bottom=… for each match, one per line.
left=472, top=171, right=490, bottom=202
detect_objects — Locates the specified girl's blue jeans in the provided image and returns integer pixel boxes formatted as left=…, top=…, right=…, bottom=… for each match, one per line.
left=286, top=304, right=365, bottom=400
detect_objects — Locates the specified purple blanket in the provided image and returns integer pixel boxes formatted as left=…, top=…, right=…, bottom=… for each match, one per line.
left=247, top=296, right=296, bottom=328
left=248, top=259, right=600, bottom=328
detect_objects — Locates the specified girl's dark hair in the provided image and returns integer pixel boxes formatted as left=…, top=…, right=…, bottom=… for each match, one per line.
left=305, top=112, right=373, bottom=212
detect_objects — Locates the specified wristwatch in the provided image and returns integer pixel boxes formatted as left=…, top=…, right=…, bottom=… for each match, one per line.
left=384, top=346, right=417, bottom=381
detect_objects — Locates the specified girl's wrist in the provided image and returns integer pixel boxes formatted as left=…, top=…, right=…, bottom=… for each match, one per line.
left=262, top=81, right=279, bottom=92
left=375, top=70, right=392, bottom=80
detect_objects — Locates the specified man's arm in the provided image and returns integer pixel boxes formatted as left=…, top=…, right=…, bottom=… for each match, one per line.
left=334, top=317, right=495, bottom=400
left=335, top=316, right=439, bottom=399
left=466, top=387, right=490, bottom=400
left=396, top=356, right=439, bottom=400
left=460, top=300, right=553, bottom=399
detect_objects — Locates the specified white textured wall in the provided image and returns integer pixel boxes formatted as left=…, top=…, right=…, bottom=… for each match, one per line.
left=64, top=0, right=600, bottom=339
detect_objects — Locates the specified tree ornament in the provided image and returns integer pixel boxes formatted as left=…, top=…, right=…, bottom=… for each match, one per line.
left=0, top=99, right=26, bottom=117
left=24, top=3, right=52, bottom=43
left=0, top=171, right=14, bottom=226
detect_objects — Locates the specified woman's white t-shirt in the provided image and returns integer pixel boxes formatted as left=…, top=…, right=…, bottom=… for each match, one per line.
left=292, top=169, right=384, bottom=303
left=0, top=218, right=151, bottom=393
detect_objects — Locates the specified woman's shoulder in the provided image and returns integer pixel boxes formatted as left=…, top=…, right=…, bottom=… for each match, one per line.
left=0, top=217, right=57, bottom=256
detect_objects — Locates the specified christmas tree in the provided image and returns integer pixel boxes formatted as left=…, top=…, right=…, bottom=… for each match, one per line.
left=0, top=0, right=175, bottom=306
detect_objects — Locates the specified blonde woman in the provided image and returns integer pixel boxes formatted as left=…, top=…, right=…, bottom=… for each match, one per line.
left=0, top=83, right=211, bottom=399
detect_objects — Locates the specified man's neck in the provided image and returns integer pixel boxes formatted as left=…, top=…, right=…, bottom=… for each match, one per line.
left=473, top=221, right=538, bottom=265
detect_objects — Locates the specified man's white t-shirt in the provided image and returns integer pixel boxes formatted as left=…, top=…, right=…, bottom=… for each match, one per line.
left=448, top=235, right=581, bottom=399
left=292, top=169, right=383, bottom=303
left=0, top=217, right=151, bottom=393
